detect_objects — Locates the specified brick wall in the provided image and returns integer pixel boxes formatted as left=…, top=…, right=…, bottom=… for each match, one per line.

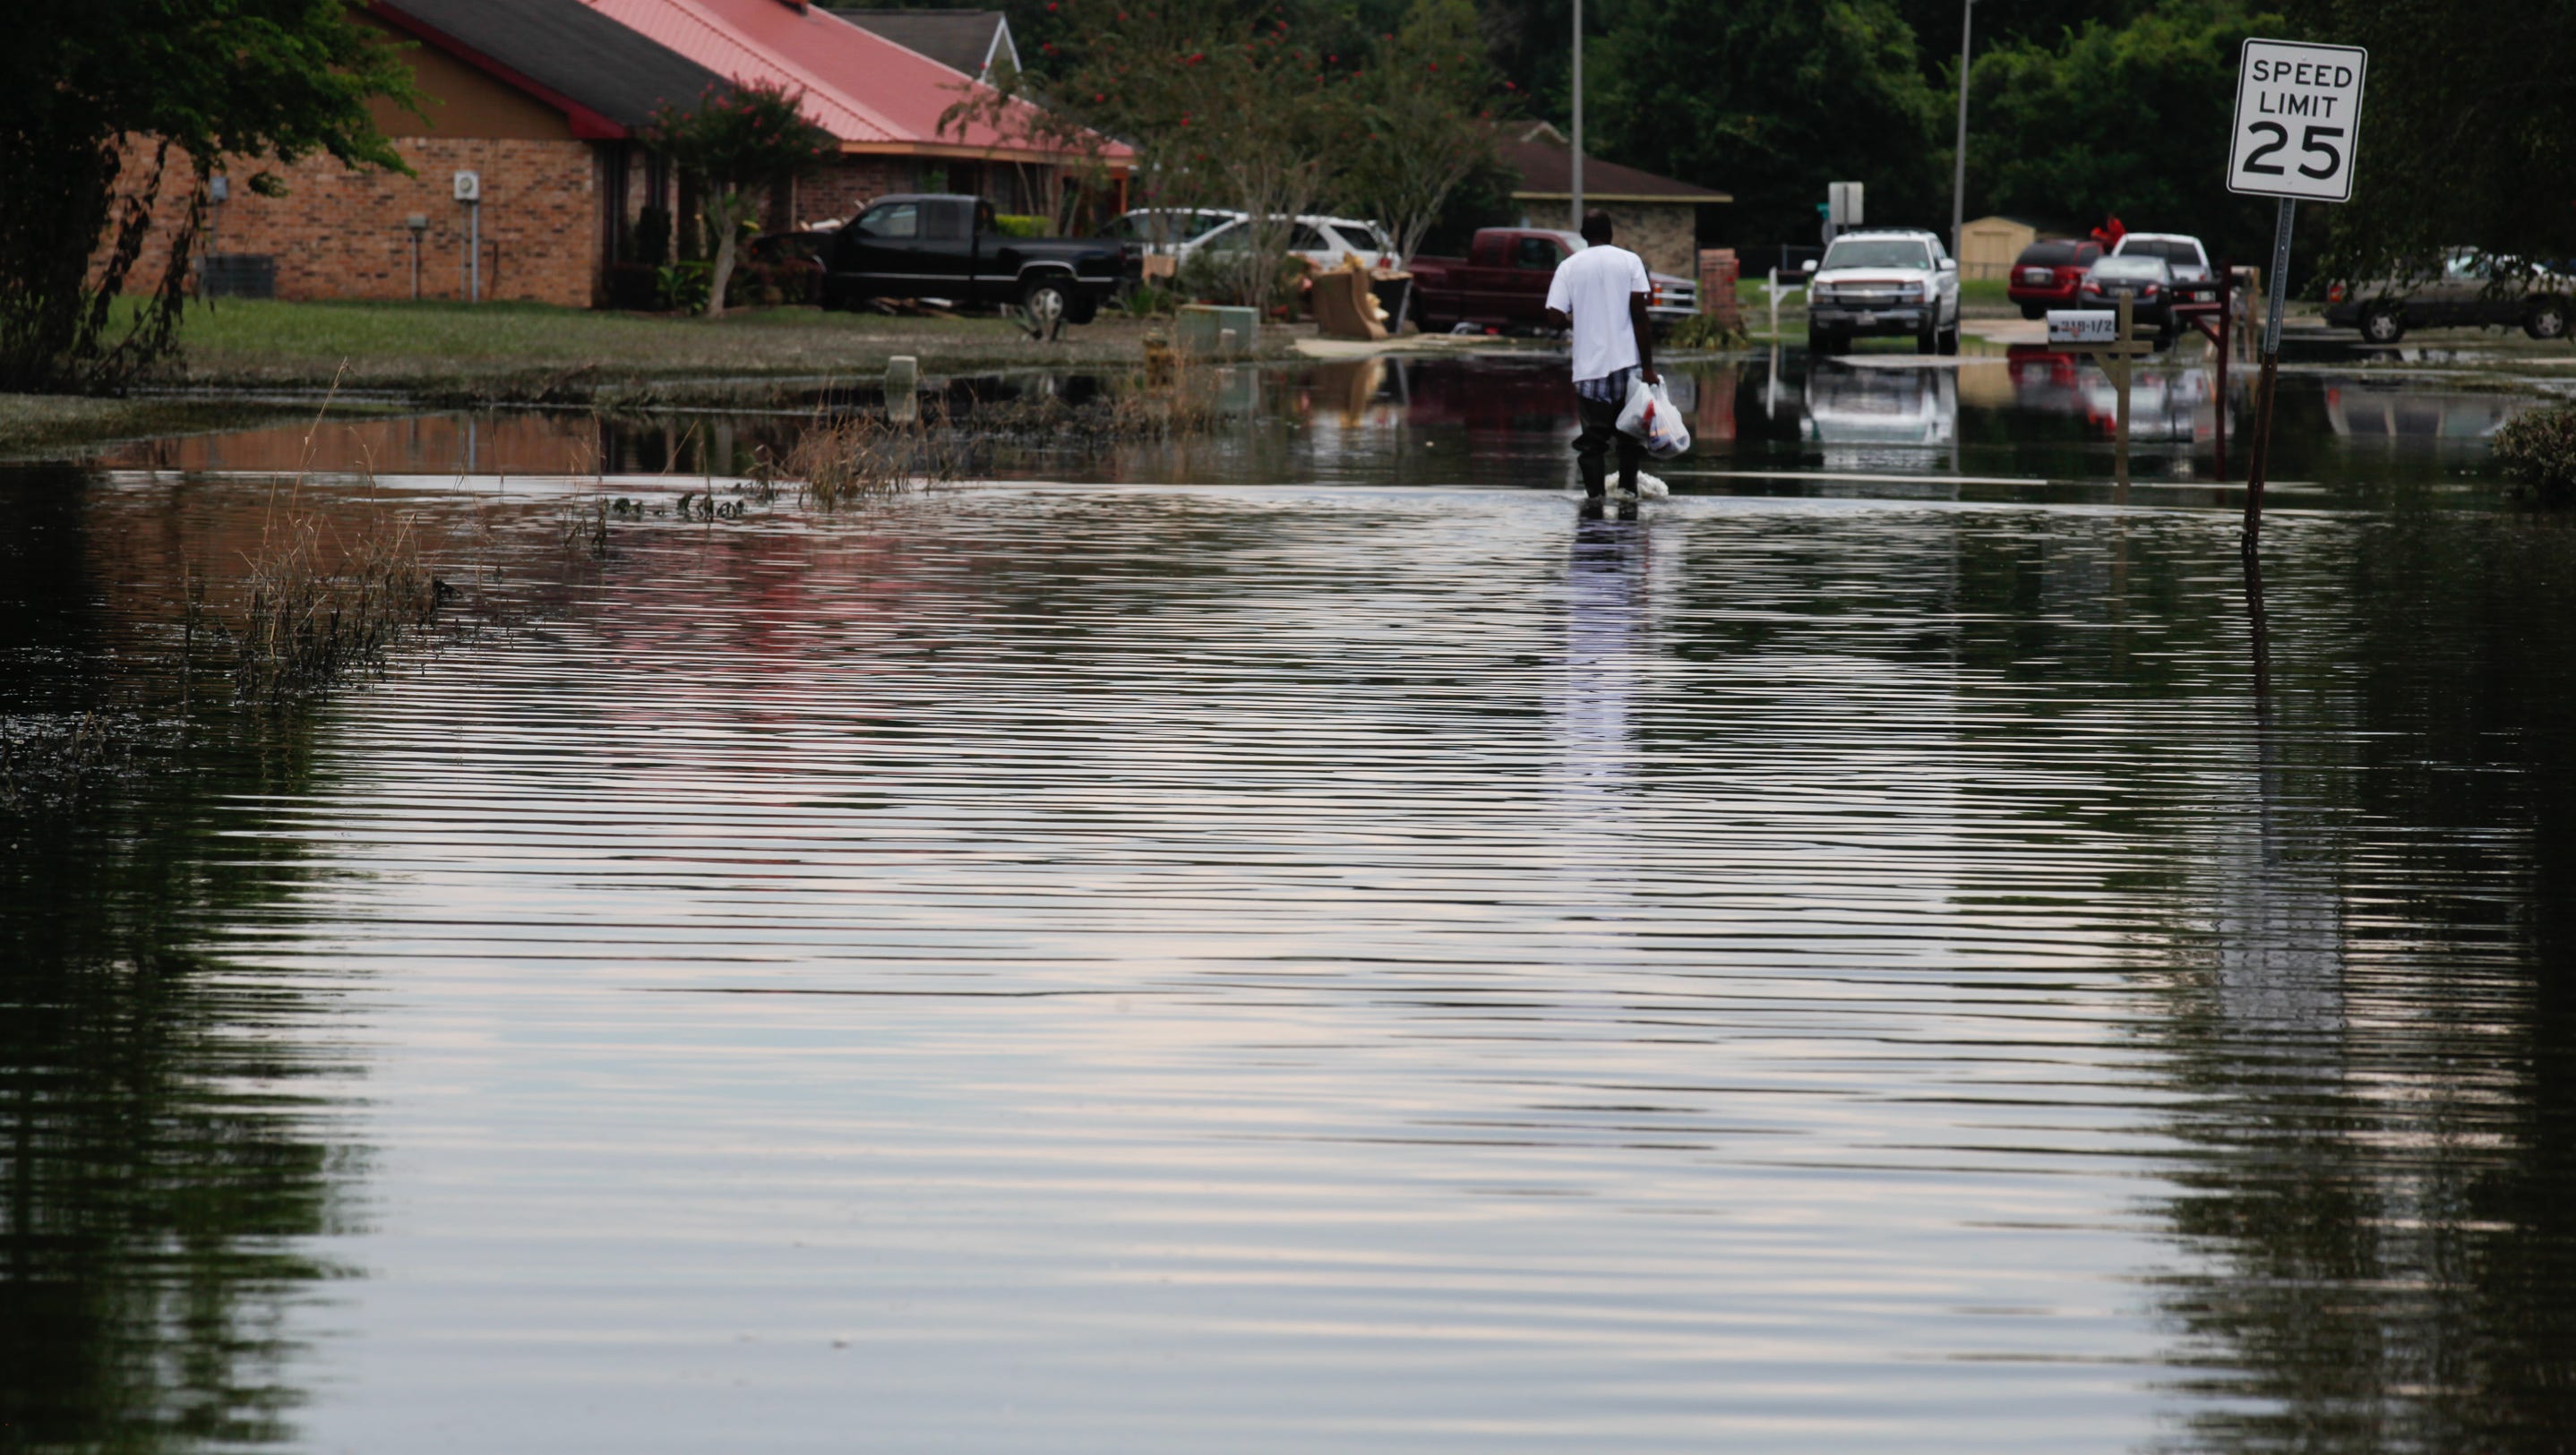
left=245, top=139, right=604, bottom=305
left=1511, top=199, right=1700, bottom=278
left=107, top=137, right=605, bottom=306
left=801, top=156, right=919, bottom=227
left=1601, top=202, right=1697, bottom=279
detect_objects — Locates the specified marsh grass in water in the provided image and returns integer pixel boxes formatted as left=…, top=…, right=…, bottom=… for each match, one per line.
left=783, top=375, right=1233, bottom=507
left=786, top=401, right=975, bottom=507
left=234, top=501, right=439, bottom=701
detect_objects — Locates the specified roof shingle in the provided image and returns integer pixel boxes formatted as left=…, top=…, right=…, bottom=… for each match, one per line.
left=374, top=0, right=726, bottom=132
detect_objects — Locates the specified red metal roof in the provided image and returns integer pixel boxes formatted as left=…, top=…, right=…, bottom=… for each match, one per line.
left=580, top=0, right=1124, bottom=163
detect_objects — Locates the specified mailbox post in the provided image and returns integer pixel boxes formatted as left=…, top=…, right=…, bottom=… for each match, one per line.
left=2048, top=297, right=2158, bottom=494
left=2226, top=39, right=2366, bottom=554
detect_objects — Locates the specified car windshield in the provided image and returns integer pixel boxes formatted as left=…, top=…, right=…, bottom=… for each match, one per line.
left=1823, top=239, right=1930, bottom=270
left=2122, top=239, right=2200, bottom=265
left=2093, top=256, right=2170, bottom=280
left=1108, top=210, right=1235, bottom=245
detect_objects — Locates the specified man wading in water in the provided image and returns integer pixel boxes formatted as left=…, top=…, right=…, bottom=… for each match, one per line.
left=1543, top=210, right=1659, bottom=505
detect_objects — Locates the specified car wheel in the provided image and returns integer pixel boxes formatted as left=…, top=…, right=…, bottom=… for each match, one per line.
left=1022, top=277, right=1071, bottom=340
left=2020, top=303, right=2045, bottom=321
left=1812, top=330, right=1846, bottom=357
left=2358, top=302, right=2405, bottom=345
left=1937, top=324, right=1960, bottom=356
left=2525, top=297, right=2571, bottom=341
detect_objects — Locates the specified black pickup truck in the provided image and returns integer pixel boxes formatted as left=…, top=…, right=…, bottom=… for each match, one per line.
left=820, top=194, right=1122, bottom=328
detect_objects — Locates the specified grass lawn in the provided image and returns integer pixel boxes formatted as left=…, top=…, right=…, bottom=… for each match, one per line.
left=140, top=298, right=1205, bottom=399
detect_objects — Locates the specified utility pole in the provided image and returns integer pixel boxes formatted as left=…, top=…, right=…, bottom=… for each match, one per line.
left=1569, top=0, right=1584, bottom=228
left=1949, top=0, right=1973, bottom=261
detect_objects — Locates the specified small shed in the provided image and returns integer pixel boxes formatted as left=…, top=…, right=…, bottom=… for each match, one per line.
left=1958, top=216, right=2042, bottom=280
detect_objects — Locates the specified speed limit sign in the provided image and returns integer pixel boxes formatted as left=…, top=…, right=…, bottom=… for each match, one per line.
left=2228, top=37, right=2367, bottom=552
left=2227, top=39, right=2366, bottom=201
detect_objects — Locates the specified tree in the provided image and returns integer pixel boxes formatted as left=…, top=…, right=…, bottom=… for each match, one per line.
left=645, top=81, right=839, bottom=318
left=936, top=59, right=1117, bottom=235
left=1047, top=0, right=1358, bottom=307
left=1335, top=0, right=1501, bottom=268
left=1962, top=1, right=2285, bottom=265
left=1590, top=0, right=1943, bottom=254
left=0, top=0, right=415, bottom=392
left=2280, top=0, right=2576, bottom=285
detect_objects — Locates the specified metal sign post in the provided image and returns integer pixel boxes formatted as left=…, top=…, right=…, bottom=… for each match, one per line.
left=2226, top=38, right=2366, bottom=555
left=1568, top=0, right=1583, bottom=227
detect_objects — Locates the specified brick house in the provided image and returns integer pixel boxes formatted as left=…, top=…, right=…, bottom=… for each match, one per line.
left=1497, top=123, right=1730, bottom=280
left=112, top=0, right=716, bottom=307
left=122, top=0, right=1119, bottom=308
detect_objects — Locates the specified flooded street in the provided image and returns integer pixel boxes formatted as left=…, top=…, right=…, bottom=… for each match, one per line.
left=8, top=347, right=2576, bottom=1451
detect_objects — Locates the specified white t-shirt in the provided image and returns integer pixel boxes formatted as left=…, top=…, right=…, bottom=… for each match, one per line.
left=1544, top=242, right=1652, bottom=381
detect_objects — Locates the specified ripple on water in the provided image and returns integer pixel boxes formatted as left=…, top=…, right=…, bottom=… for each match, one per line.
left=12, top=481, right=2575, bottom=1452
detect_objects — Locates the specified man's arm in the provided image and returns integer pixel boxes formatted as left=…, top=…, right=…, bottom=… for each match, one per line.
left=1544, top=306, right=1572, bottom=330
left=1628, top=292, right=1657, bottom=385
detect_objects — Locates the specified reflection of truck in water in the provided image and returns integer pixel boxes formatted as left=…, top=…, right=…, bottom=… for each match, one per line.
left=2323, top=384, right=2525, bottom=441
left=1801, top=364, right=1956, bottom=451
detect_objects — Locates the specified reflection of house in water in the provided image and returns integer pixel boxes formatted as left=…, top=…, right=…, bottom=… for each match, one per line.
left=106, top=410, right=618, bottom=477
left=2323, top=383, right=2524, bottom=441
left=1800, top=362, right=1955, bottom=473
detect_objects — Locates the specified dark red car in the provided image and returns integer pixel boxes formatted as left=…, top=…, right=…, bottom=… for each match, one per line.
left=2005, top=239, right=2103, bottom=320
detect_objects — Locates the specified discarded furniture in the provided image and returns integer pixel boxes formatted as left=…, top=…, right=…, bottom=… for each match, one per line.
left=1176, top=304, right=1259, bottom=357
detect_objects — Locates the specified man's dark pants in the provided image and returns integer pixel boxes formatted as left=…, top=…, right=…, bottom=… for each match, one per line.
left=1573, top=389, right=1642, bottom=498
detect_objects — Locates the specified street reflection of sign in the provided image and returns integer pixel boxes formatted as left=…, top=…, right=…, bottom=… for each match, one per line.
left=2228, top=39, right=2366, bottom=201
left=2047, top=311, right=2117, bottom=345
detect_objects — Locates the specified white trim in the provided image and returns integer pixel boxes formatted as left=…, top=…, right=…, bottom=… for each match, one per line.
left=985, top=16, right=1021, bottom=80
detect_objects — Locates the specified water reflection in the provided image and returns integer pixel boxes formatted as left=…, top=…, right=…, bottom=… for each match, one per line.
left=98, top=345, right=2553, bottom=503
left=2147, top=518, right=2576, bottom=1450
left=0, top=468, right=356, bottom=1451
left=14, top=390, right=2576, bottom=1446
left=1801, top=362, right=1958, bottom=470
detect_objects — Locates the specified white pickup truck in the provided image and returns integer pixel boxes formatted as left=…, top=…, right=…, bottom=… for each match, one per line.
left=1803, top=228, right=1961, bottom=356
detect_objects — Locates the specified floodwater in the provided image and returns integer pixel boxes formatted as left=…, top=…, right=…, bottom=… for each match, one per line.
left=8, top=346, right=2576, bottom=1452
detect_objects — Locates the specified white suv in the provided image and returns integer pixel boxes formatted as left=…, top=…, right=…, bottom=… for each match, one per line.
left=1096, top=209, right=1395, bottom=271
left=1804, top=228, right=1961, bottom=355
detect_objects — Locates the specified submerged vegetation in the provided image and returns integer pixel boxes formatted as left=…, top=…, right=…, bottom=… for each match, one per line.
left=235, top=504, right=440, bottom=699
left=781, top=377, right=1235, bottom=507
left=784, top=404, right=976, bottom=507
left=2494, top=401, right=2576, bottom=504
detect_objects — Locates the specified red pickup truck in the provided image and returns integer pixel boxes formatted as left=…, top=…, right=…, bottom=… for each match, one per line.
left=1407, top=227, right=1700, bottom=335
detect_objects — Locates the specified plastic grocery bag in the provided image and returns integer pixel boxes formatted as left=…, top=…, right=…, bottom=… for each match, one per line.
left=1615, top=375, right=1692, bottom=458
